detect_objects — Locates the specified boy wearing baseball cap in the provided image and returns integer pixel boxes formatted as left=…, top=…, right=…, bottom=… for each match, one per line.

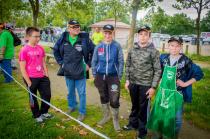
left=124, top=25, right=161, bottom=139
left=92, top=24, right=124, bottom=131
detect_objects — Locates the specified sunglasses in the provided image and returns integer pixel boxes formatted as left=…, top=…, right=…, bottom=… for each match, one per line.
left=69, top=25, right=80, bottom=29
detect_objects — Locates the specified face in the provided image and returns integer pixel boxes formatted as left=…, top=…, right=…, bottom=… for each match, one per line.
left=168, top=41, right=182, bottom=56
left=27, top=31, right=40, bottom=45
left=68, top=24, right=80, bottom=36
left=138, top=30, right=150, bottom=45
left=103, top=31, right=113, bottom=43
left=95, top=28, right=100, bottom=32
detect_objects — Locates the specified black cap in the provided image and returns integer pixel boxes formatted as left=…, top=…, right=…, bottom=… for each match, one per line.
left=103, top=24, right=114, bottom=32
left=168, top=37, right=183, bottom=44
left=68, top=19, right=80, bottom=25
left=5, top=23, right=14, bottom=30
left=138, top=25, right=151, bottom=33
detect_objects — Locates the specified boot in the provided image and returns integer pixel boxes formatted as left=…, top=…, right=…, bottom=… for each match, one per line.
left=111, top=107, right=121, bottom=131
left=97, top=103, right=111, bottom=125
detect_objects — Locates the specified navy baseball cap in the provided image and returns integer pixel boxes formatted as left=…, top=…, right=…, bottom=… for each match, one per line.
left=103, top=24, right=114, bottom=32
left=168, top=37, right=183, bottom=44
left=68, top=19, right=80, bottom=25
left=138, top=25, right=151, bottom=33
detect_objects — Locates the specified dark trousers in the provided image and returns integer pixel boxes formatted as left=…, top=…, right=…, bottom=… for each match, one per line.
left=94, top=74, right=120, bottom=108
left=128, top=84, right=150, bottom=137
left=25, top=76, right=51, bottom=118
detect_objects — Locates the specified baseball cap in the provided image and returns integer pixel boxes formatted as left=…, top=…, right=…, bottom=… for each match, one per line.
left=103, top=24, right=114, bottom=32
left=168, top=37, right=183, bottom=44
left=137, top=25, right=151, bottom=33
left=5, top=23, right=14, bottom=30
left=68, top=19, right=80, bottom=26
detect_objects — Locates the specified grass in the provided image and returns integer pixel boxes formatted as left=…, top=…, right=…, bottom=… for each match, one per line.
left=0, top=72, right=136, bottom=139
left=184, top=68, right=210, bottom=130
left=187, top=54, right=210, bottom=64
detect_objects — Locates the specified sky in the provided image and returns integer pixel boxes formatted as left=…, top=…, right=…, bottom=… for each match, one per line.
left=137, top=0, right=209, bottom=20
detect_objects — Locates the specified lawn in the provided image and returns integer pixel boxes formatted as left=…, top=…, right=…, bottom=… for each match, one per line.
left=0, top=72, right=136, bottom=139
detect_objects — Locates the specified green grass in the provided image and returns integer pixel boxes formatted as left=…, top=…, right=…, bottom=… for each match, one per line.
left=187, top=54, right=210, bottom=64
left=0, top=73, right=136, bottom=139
left=184, top=68, right=210, bottom=130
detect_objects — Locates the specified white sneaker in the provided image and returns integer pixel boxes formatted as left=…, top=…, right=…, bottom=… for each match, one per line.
left=35, top=116, right=44, bottom=123
left=41, top=113, right=53, bottom=119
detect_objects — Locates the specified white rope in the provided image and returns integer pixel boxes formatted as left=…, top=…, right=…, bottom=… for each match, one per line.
left=0, top=66, right=110, bottom=139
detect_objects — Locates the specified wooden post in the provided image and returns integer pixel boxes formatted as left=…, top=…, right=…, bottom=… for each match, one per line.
left=162, top=43, right=165, bottom=52
left=185, top=45, right=189, bottom=55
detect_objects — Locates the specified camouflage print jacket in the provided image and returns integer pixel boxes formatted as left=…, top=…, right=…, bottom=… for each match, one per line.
left=125, top=42, right=161, bottom=88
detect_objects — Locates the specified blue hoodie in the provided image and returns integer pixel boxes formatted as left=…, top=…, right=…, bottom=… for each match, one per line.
left=91, top=40, right=124, bottom=79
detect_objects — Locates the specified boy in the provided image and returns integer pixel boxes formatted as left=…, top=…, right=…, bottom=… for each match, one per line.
left=92, top=24, right=124, bottom=131
left=124, top=25, right=161, bottom=139
left=152, top=37, right=204, bottom=138
left=19, top=27, right=52, bottom=123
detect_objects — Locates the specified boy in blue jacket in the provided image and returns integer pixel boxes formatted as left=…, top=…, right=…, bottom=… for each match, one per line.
left=91, top=24, right=124, bottom=131
left=159, top=37, right=203, bottom=138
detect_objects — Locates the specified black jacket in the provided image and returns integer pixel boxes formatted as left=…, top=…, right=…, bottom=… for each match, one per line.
left=53, top=32, right=95, bottom=79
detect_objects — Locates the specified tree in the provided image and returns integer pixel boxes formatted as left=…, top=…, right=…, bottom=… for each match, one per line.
left=150, top=7, right=169, bottom=33
left=201, top=10, right=210, bottom=32
left=173, top=0, right=210, bottom=55
left=166, top=13, right=195, bottom=35
left=127, top=0, right=163, bottom=49
left=29, top=0, right=39, bottom=27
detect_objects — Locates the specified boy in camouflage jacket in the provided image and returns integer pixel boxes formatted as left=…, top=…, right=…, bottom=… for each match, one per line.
left=124, top=25, right=161, bottom=139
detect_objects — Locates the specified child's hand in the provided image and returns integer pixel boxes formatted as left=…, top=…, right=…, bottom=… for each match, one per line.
left=27, top=81, right=32, bottom=87
left=176, top=79, right=187, bottom=87
left=125, top=80, right=130, bottom=91
left=146, top=88, right=155, bottom=99
left=86, top=64, right=90, bottom=71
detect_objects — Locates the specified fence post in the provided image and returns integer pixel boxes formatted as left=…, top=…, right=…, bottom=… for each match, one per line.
left=162, top=43, right=165, bottom=52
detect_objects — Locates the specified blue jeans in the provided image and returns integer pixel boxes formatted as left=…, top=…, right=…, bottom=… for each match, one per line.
left=65, top=77, right=86, bottom=115
left=175, top=107, right=183, bottom=134
left=1, top=59, right=13, bottom=83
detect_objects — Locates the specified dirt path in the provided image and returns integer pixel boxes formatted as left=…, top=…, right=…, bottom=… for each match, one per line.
left=47, top=63, right=210, bottom=139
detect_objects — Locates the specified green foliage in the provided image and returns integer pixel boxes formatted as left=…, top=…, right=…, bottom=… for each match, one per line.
left=166, top=13, right=195, bottom=35
left=201, top=10, right=210, bottom=32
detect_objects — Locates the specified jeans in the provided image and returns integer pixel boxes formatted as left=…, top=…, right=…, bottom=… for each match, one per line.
left=65, top=77, right=86, bottom=115
left=1, top=59, right=13, bottom=83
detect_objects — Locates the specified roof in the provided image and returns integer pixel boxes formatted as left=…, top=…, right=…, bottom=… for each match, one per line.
left=90, top=18, right=130, bottom=29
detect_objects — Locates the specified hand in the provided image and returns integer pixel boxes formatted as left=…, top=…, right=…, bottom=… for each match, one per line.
left=146, top=88, right=155, bottom=99
left=27, top=81, right=32, bottom=87
left=125, top=80, right=129, bottom=91
left=86, top=64, right=90, bottom=71
left=176, top=79, right=187, bottom=87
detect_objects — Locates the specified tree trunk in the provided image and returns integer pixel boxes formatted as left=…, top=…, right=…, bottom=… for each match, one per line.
left=127, top=0, right=140, bottom=50
left=196, top=6, right=202, bottom=55
left=29, top=0, right=39, bottom=27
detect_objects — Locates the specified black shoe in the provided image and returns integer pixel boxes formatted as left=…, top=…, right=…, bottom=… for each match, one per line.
left=122, top=124, right=137, bottom=131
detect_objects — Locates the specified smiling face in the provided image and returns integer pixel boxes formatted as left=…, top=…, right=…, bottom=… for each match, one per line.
left=168, top=41, right=182, bottom=56
left=103, top=31, right=113, bottom=43
left=68, top=24, right=80, bottom=36
left=138, top=30, right=150, bottom=46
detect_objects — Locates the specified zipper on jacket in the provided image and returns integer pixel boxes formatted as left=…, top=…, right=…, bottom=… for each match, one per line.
left=106, top=44, right=109, bottom=75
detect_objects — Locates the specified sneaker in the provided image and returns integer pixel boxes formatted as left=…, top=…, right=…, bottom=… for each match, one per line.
left=77, top=114, right=85, bottom=121
left=123, top=124, right=137, bottom=131
left=67, top=108, right=76, bottom=114
left=35, top=116, right=44, bottom=123
left=41, top=113, right=53, bottom=119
